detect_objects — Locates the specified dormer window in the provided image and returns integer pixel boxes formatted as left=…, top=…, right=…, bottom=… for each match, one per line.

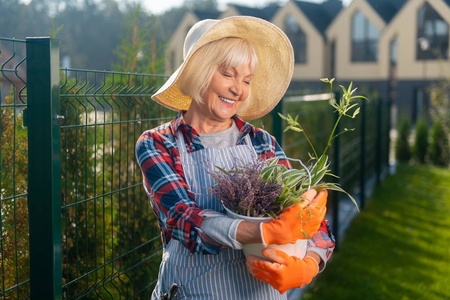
left=417, top=2, right=449, bottom=60
left=351, top=10, right=379, bottom=62
left=284, top=15, right=307, bottom=63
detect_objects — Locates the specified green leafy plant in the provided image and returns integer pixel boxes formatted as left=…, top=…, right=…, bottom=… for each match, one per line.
left=413, top=117, right=429, bottom=164
left=273, top=78, right=364, bottom=212
left=210, top=78, right=364, bottom=218
left=429, top=120, right=450, bottom=167
left=395, top=118, right=412, bottom=163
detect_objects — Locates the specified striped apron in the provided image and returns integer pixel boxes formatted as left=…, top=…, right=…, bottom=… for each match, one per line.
left=151, top=130, right=286, bottom=299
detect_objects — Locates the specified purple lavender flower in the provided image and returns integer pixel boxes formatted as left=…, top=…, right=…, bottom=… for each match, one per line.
left=209, top=159, right=283, bottom=217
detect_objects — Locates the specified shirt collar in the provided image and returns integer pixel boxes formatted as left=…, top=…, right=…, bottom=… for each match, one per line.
left=232, top=114, right=257, bottom=141
left=169, top=111, right=257, bottom=143
left=169, top=111, right=190, bottom=137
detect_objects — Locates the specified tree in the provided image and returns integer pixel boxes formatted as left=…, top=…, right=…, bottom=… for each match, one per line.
left=395, top=118, right=412, bottom=163
left=112, top=4, right=166, bottom=74
left=54, top=0, right=126, bottom=70
left=413, top=117, right=429, bottom=164
left=429, top=120, right=450, bottom=166
left=429, top=79, right=450, bottom=138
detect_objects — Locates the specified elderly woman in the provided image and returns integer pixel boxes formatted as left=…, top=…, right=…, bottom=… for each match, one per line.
left=136, top=16, right=335, bottom=299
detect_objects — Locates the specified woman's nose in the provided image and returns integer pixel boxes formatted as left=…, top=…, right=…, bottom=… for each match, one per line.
left=230, top=81, right=242, bottom=96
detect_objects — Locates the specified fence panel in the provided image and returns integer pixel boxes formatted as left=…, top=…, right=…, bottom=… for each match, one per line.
left=0, top=37, right=30, bottom=300
left=58, top=68, right=173, bottom=299
left=23, top=37, right=175, bottom=299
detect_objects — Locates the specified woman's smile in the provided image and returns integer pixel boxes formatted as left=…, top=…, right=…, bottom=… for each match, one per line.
left=219, top=96, right=236, bottom=106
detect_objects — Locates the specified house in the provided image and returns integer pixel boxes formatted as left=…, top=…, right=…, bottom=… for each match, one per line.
left=378, top=0, right=450, bottom=122
left=326, top=0, right=407, bottom=92
left=166, top=4, right=281, bottom=73
left=166, top=10, right=220, bottom=73
left=166, top=0, right=450, bottom=123
left=328, top=0, right=450, bottom=122
left=272, top=0, right=342, bottom=90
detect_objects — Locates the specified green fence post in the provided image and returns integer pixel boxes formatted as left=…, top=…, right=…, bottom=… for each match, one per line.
left=386, top=99, right=392, bottom=171
left=26, top=37, right=62, bottom=300
left=359, top=98, right=366, bottom=210
left=332, top=92, right=340, bottom=249
left=271, top=97, right=284, bottom=146
left=376, top=98, right=382, bottom=184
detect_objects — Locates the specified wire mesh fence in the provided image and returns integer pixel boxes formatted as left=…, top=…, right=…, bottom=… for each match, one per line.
left=58, top=69, right=174, bottom=299
left=0, top=37, right=30, bottom=300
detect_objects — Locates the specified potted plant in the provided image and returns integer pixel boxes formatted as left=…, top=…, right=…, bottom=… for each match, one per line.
left=209, top=78, right=364, bottom=259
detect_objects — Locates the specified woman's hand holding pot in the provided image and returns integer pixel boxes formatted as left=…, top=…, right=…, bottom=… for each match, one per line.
left=260, top=189, right=327, bottom=246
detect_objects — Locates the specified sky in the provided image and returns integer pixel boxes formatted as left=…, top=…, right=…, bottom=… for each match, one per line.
left=143, top=0, right=353, bottom=15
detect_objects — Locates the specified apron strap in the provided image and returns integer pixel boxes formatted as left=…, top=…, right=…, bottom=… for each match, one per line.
left=176, top=129, right=188, bottom=155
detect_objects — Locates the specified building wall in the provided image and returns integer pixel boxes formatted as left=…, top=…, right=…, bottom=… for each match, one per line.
left=396, top=80, right=435, bottom=122
left=326, top=0, right=386, bottom=81
left=272, top=1, right=326, bottom=83
left=379, top=0, right=450, bottom=81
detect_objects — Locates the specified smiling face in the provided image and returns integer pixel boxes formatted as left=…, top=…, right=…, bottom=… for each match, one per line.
left=185, top=63, right=253, bottom=132
left=179, top=37, right=258, bottom=133
left=202, top=64, right=253, bottom=123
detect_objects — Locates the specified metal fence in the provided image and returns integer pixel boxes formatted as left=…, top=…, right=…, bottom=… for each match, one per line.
left=1, top=37, right=391, bottom=299
left=0, top=37, right=29, bottom=300
left=58, top=69, right=175, bottom=299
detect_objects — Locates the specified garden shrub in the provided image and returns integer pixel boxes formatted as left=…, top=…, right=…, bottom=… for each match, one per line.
left=395, top=118, right=412, bottom=163
left=413, top=117, right=429, bottom=164
left=429, top=120, right=450, bottom=167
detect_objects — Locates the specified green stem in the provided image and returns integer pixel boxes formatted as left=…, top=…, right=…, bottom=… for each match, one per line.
left=322, top=113, right=343, bottom=158
left=301, top=127, right=318, bottom=159
left=320, top=81, right=337, bottom=157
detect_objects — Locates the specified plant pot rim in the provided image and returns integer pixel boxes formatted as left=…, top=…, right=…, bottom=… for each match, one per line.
left=223, top=205, right=273, bottom=222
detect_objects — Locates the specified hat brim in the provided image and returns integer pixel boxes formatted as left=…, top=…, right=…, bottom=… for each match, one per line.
left=152, top=16, right=294, bottom=120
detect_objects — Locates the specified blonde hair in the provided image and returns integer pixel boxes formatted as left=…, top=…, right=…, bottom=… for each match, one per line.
left=178, top=37, right=259, bottom=105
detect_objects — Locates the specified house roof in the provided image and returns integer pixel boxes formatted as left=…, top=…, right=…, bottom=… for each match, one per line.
left=292, top=0, right=343, bottom=35
left=366, top=0, right=408, bottom=23
left=227, top=3, right=281, bottom=20
left=192, top=10, right=220, bottom=20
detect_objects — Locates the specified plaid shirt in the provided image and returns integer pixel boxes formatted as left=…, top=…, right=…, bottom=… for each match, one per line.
left=136, top=112, right=335, bottom=257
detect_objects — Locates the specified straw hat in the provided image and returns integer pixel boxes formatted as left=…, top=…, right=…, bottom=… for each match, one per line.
left=152, top=16, right=294, bottom=120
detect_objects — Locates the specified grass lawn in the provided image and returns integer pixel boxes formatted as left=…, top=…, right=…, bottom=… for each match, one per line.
left=301, top=164, right=450, bottom=300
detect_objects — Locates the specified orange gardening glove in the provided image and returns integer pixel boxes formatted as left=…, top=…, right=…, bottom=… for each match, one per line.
left=246, top=248, right=319, bottom=294
left=260, top=189, right=328, bottom=246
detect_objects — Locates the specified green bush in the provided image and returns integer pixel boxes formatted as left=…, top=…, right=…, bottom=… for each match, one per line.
left=429, top=120, right=450, bottom=167
left=413, top=117, right=429, bottom=164
left=395, top=118, right=412, bottom=162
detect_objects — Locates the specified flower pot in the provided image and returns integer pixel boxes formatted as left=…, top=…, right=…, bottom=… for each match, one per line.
left=223, top=206, right=307, bottom=260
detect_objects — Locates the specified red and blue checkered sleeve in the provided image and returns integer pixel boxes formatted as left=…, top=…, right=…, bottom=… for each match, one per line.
left=136, top=128, right=222, bottom=254
left=252, top=128, right=291, bottom=168
left=308, top=220, right=336, bottom=261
